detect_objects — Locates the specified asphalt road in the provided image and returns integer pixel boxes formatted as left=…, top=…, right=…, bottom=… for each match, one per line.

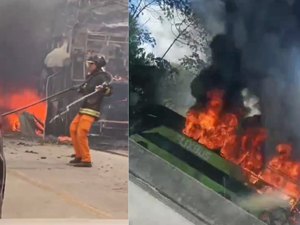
left=129, top=181, right=198, bottom=225
left=2, top=138, right=128, bottom=219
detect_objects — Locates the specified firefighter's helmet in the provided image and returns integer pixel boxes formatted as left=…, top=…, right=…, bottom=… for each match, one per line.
left=87, top=55, right=106, bottom=69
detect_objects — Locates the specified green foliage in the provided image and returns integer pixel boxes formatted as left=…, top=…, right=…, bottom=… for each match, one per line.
left=129, top=0, right=210, bottom=132
left=129, top=9, right=158, bottom=125
left=129, top=0, right=191, bottom=19
left=129, top=0, right=210, bottom=72
left=129, top=14, right=156, bottom=66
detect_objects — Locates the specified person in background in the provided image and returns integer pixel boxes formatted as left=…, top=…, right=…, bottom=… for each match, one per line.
left=69, top=55, right=112, bottom=167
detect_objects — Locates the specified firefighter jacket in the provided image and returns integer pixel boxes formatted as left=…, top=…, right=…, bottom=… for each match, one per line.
left=78, top=70, right=112, bottom=119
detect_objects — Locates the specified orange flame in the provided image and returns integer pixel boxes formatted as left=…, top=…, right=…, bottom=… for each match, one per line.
left=183, top=89, right=239, bottom=158
left=1, top=89, right=47, bottom=133
left=7, top=114, right=21, bottom=131
left=184, top=89, right=300, bottom=204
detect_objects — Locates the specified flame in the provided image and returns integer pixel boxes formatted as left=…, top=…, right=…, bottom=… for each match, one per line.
left=261, top=144, right=300, bottom=199
left=184, top=89, right=300, bottom=206
left=239, top=127, right=267, bottom=173
left=1, top=89, right=47, bottom=133
left=183, top=90, right=240, bottom=159
left=7, top=114, right=21, bottom=131
left=184, top=90, right=238, bottom=149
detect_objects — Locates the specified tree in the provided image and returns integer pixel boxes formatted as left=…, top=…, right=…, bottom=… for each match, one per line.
left=129, top=0, right=191, bottom=20
left=129, top=0, right=210, bottom=132
left=129, top=5, right=174, bottom=132
left=129, top=14, right=156, bottom=67
left=129, top=0, right=210, bottom=72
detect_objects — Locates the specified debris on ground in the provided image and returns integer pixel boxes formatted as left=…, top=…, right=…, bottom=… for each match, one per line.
left=42, top=135, right=59, bottom=144
left=57, top=136, right=72, bottom=145
left=42, top=135, right=72, bottom=145
left=25, top=150, right=38, bottom=154
left=17, top=142, right=32, bottom=147
left=19, top=112, right=44, bottom=138
left=3, top=137, right=128, bottom=218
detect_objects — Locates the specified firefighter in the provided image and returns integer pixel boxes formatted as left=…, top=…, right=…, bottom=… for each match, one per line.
left=69, top=55, right=112, bottom=167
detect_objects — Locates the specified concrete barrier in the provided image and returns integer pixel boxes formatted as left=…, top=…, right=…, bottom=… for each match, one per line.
left=129, top=139, right=266, bottom=225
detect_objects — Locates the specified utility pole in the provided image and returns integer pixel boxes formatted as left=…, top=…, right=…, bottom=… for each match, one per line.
left=161, top=23, right=191, bottom=60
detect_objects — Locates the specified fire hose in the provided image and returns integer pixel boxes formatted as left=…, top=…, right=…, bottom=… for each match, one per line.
left=49, top=81, right=111, bottom=124
left=48, top=89, right=100, bottom=123
left=1, top=85, right=80, bottom=117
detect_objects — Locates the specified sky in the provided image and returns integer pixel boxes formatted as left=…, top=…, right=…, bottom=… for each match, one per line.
left=133, top=0, right=228, bottom=65
left=137, top=4, right=193, bottom=63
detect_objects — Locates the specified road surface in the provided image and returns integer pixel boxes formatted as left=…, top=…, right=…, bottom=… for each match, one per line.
left=129, top=180, right=198, bottom=225
left=0, top=219, right=128, bottom=225
left=2, top=138, right=128, bottom=219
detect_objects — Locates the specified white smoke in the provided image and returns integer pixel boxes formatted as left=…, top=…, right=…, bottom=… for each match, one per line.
left=238, top=191, right=290, bottom=212
left=44, top=41, right=70, bottom=68
left=241, top=88, right=261, bottom=118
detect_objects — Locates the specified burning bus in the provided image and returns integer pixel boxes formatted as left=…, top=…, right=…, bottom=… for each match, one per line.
left=129, top=26, right=300, bottom=224
left=129, top=0, right=300, bottom=220
left=130, top=103, right=300, bottom=225
left=43, top=0, right=129, bottom=141
left=0, top=0, right=128, bottom=142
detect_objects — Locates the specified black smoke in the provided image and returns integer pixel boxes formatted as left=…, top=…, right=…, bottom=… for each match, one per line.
left=190, top=0, right=300, bottom=158
left=0, top=0, right=66, bottom=90
left=191, top=34, right=244, bottom=111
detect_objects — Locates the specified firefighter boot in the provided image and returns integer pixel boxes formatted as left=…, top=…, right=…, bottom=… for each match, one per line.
left=73, top=162, right=92, bottom=167
left=69, top=158, right=82, bottom=164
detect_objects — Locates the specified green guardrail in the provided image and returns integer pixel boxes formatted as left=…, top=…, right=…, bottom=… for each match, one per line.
left=131, top=134, right=234, bottom=197
left=130, top=125, right=265, bottom=214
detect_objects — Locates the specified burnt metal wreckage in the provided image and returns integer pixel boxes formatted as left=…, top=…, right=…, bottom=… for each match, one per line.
left=0, top=0, right=128, bottom=145
left=41, top=0, right=128, bottom=142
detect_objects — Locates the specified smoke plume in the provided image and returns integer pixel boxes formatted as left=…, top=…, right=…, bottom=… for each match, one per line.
left=190, top=0, right=300, bottom=158
left=237, top=191, right=290, bottom=212
left=0, top=0, right=66, bottom=90
left=190, top=0, right=226, bottom=36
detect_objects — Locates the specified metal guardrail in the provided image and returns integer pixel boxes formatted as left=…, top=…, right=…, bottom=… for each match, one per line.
left=45, top=71, right=60, bottom=99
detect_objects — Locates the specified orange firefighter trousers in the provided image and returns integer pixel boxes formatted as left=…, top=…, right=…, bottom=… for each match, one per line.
left=70, top=114, right=95, bottom=163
